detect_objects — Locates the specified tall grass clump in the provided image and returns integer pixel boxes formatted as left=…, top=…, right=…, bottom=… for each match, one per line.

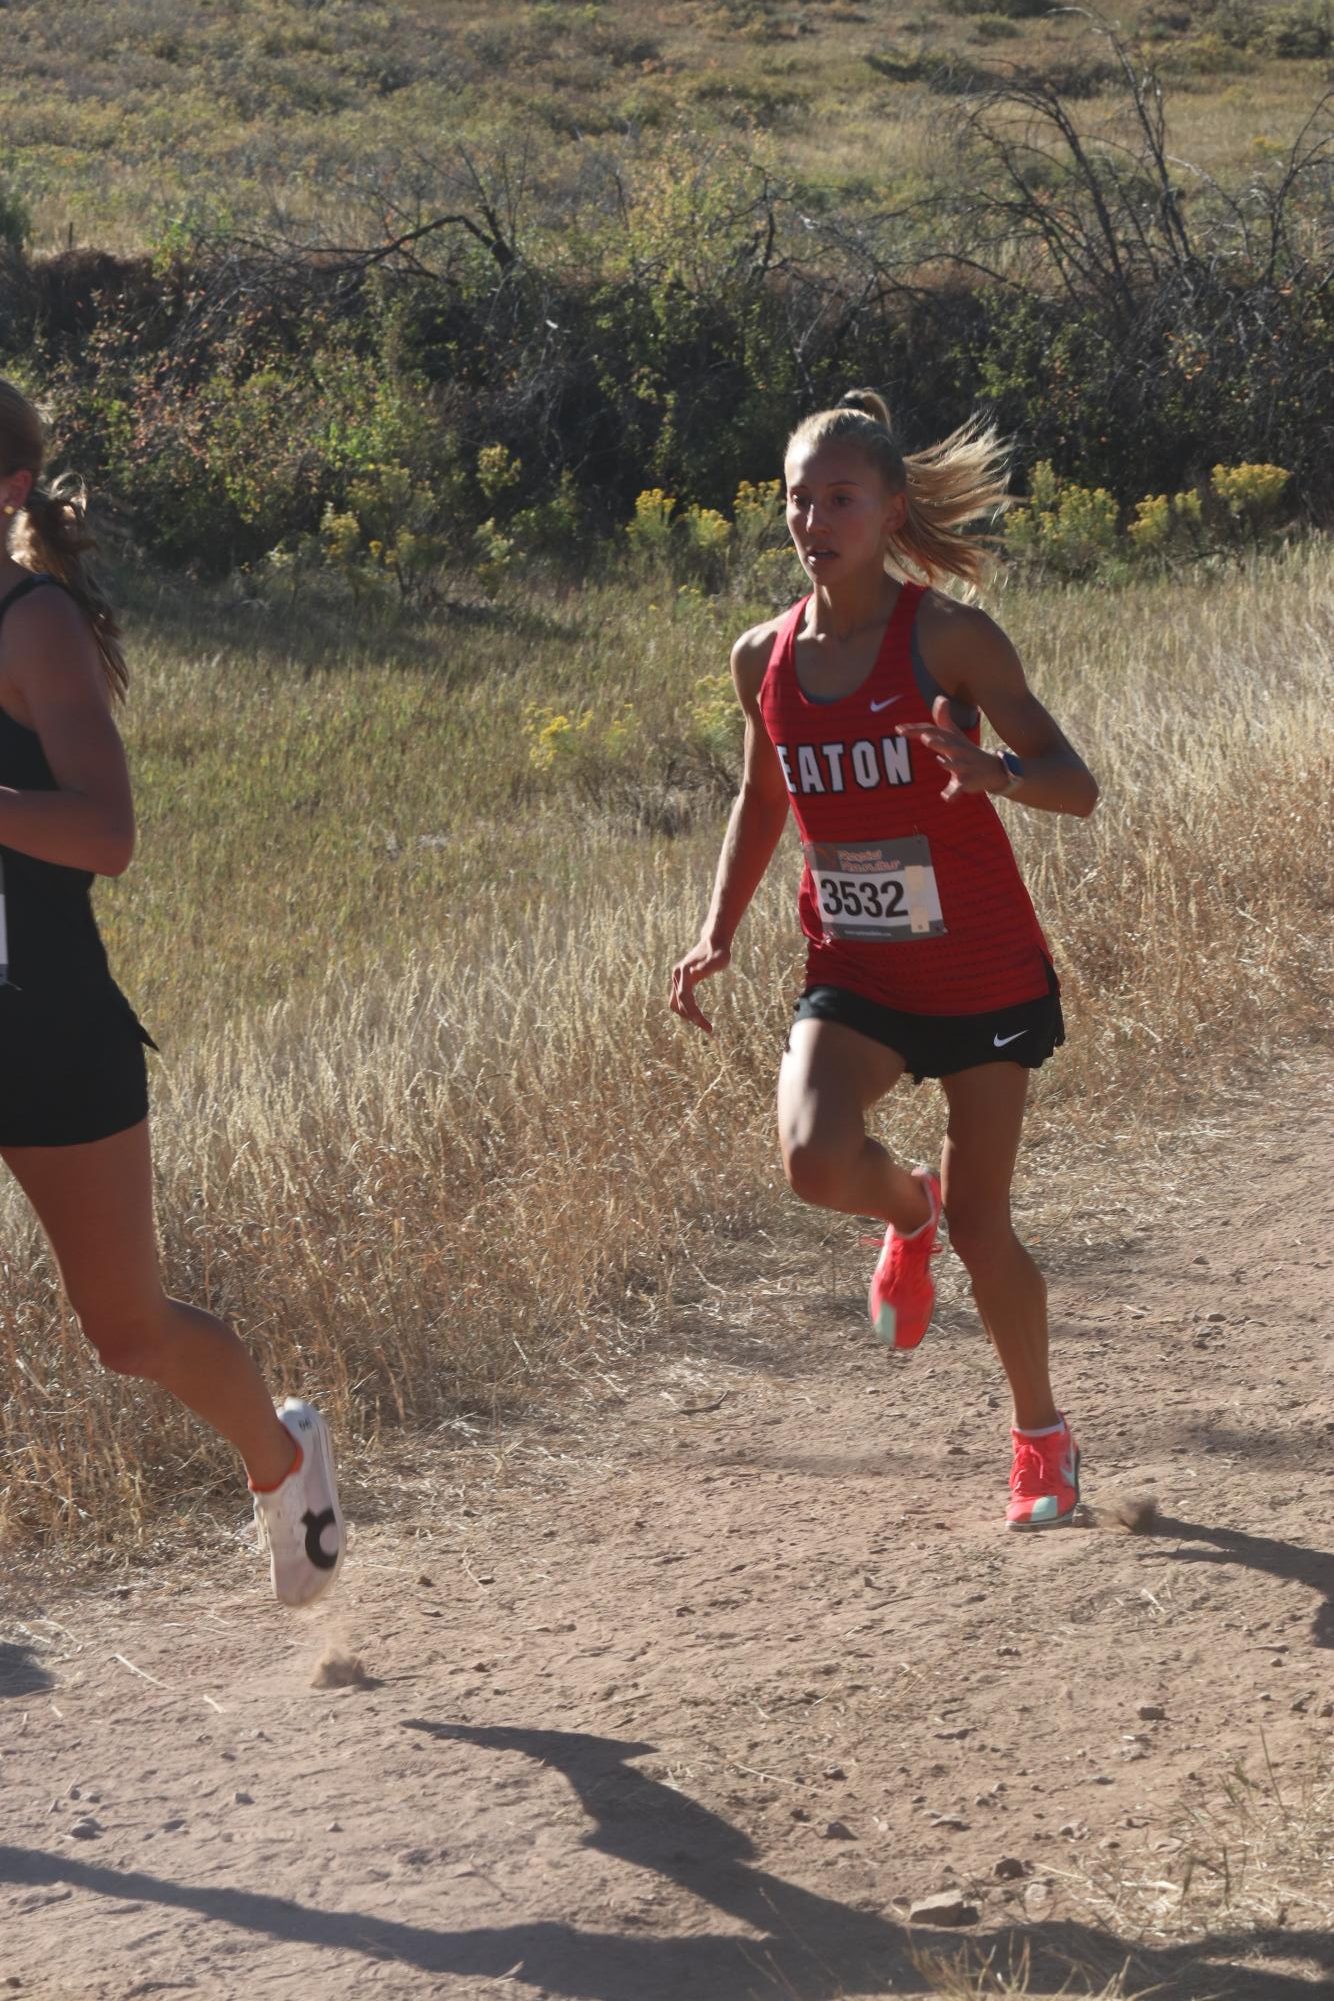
left=0, top=541, right=1331, bottom=1553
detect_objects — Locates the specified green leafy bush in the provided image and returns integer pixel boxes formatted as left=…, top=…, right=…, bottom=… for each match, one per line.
left=0, top=181, right=31, bottom=257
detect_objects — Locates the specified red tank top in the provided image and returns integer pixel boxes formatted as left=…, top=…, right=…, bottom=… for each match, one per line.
left=758, top=583, right=1052, bottom=1016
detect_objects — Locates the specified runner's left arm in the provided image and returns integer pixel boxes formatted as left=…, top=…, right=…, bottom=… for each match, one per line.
left=900, top=598, right=1098, bottom=818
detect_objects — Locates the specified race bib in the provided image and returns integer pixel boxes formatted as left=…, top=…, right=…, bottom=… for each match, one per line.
left=804, top=835, right=945, bottom=942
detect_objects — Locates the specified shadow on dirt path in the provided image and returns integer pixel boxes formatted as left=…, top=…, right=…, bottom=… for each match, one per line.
left=0, top=1641, right=53, bottom=1699
left=1156, top=1516, right=1334, bottom=1649
left=2, top=1719, right=1329, bottom=2001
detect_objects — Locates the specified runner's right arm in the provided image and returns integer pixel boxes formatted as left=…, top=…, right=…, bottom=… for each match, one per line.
left=670, top=622, right=792, bottom=1036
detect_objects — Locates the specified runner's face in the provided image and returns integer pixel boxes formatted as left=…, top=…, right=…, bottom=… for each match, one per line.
left=784, top=442, right=903, bottom=584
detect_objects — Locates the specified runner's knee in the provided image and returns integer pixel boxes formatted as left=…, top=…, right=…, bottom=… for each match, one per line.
left=79, top=1303, right=169, bottom=1379
left=944, top=1207, right=1020, bottom=1280
left=782, top=1137, right=848, bottom=1208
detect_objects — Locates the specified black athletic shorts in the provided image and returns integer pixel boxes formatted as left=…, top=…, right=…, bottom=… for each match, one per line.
left=790, top=965, right=1064, bottom=1085
left=0, top=982, right=154, bottom=1148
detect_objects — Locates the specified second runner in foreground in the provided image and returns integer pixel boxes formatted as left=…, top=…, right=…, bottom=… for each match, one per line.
left=671, top=389, right=1098, bottom=1528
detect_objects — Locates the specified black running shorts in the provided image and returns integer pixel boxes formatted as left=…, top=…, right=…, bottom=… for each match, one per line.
left=790, top=968, right=1064, bottom=1085
left=0, top=983, right=154, bottom=1148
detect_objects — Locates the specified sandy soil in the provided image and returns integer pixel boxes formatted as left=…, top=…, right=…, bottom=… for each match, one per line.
left=2, top=1069, right=1332, bottom=2001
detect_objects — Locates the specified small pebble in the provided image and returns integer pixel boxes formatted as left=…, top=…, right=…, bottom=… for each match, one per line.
left=68, top=1817, right=101, bottom=1841
left=909, top=1891, right=979, bottom=1927
left=1023, top=1880, right=1054, bottom=1918
left=1137, top=1702, right=1166, bottom=1721
left=233, top=1790, right=254, bottom=1806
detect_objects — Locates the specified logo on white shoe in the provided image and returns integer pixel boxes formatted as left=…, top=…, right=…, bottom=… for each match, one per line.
left=869, top=694, right=902, bottom=713
left=302, top=1507, right=339, bottom=1570
left=993, top=1030, right=1027, bottom=1048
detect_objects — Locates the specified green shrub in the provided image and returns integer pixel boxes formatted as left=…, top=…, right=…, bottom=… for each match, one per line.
left=472, top=517, right=516, bottom=598
left=509, top=470, right=585, bottom=567
left=1162, top=32, right=1257, bottom=73
left=477, top=443, right=523, bottom=503
left=1261, top=6, right=1332, bottom=56
left=942, top=0, right=1052, bottom=15
left=0, top=181, right=31, bottom=257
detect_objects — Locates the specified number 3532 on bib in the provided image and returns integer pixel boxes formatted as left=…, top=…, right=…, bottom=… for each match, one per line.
left=804, top=835, right=945, bottom=943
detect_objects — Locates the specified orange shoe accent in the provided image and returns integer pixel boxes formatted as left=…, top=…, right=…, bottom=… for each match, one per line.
left=249, top=1439, right=303, bottom=1495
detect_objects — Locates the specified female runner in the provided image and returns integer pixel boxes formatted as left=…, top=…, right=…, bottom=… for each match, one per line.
left=0, top=380, right=342, bottom=1601
left=671, top=391, right=1098, bottom=1527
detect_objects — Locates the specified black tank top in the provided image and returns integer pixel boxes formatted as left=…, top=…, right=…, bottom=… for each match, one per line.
left=0, top=574, right=120, bottom=1003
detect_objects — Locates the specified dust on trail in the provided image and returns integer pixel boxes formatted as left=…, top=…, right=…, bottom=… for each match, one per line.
left=2, top=1069, right=1332, bottom=2001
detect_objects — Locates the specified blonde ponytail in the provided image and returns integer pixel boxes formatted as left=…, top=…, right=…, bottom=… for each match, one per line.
left=0, top=381, right=127, bottom=698
left=787, top=389, right=1011, bottom=590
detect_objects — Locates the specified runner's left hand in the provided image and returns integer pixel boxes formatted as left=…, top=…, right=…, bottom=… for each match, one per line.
left=897, top=697, right=1007, bottom=803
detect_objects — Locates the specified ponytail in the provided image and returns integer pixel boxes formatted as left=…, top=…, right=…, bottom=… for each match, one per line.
left=15, top=479, right=128, bottom=698
left=787, top=388, right=1010, bottom=590
left=0, top=380, right=127, bottom=699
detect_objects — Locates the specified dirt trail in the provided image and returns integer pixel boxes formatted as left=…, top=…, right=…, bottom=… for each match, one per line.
left=2, top=1071, right=1332, bottom=2001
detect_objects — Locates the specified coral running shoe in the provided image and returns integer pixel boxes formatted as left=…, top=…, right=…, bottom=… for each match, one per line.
left=251, top=1398, right=345, bottom=1606
left=868, top=1168, right=942, bottom=1351
left=1006, top=1418, right=1080, bottom=1531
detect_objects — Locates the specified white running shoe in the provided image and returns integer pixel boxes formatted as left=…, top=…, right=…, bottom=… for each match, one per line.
left=251, top=1398, right=345, bottom=1607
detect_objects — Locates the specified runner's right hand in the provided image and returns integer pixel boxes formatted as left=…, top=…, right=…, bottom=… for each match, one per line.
left=670, top=938, right=731, bottom=1036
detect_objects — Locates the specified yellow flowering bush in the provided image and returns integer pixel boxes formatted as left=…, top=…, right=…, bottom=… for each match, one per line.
left=1210, top=462, right=1290, bottom=525
left=525, top=705, right=593, bottom=772
left=1005, top=462, right=1119, bottom=577
left=1127, top=488, right=1204, bottom=558
left=689, top=672, right=741, bottom=763
left=477, top=443, right=522, bottom=502
left=626, top=488, right=678, bottom=566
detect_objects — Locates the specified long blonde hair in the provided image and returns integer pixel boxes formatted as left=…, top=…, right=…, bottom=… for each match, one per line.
left=787, top=388, right=1010, bottom=589
left=0, top=380, right=127, bottom=697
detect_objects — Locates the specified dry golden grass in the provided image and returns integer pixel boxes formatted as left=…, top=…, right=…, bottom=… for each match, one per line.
left=914, top=1947, right=1151, bottom=1999
left=914, top=1736, right=1334, bottom=1996
left=0, top=540, right=1330, bottom=1555
left=1078, top=1742, right=1334, bottom=1946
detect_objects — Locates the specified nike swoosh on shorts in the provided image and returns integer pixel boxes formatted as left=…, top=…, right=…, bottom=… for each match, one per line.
left=993, top=1030, right=1027, bottom=1048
